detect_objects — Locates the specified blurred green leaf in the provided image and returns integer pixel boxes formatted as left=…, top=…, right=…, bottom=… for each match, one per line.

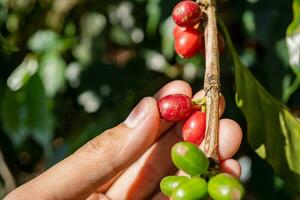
left=286, top=0, right=300, bottom=68
left=1, top=88, right=28, bottom=146
left=160, top=16, right=174, bottom=59
left=242, top=10, right=256, bottom=37
left=283, top=0, right=300, bottom=101
left=6, top=13, right=19, bottom=33
left=39, top=52, right=66, bottom=98
left=7, top=54, right=38, bottom=91
left=287, top=0, right=300, bottom=36
left=25, top=75, right=54, bottom=153
left=0, top=0, right=8, bottom=26
left=1, top=75, right=53, bottom=151
left=0, top=33, right=19, bottom=53
left=110, top=25, right=131, bottom=46
left=27, top=29, right=75, bottom=54
left=27, top=30, right=60, bottom=53
left=220, top=19, right=300, bottom=193
left=81, top=12, right=107, bottom=37
left=146, top=0, right=161, bottom=36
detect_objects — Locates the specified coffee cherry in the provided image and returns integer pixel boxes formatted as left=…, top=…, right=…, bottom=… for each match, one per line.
left=182, top=111, right=206, bottom=145
left=172, top=1, right=202, bottom=27
left=158, top=94, right=192, bottom=122
left=160, top=176, right=188, bottom=196
left=174, top=28, right=202, bottom=58
left=171, top=142, right=209, bottom=176
left=173, top=24, right=186, bottom=39
left=171, top=177, right=208, bottom=200
left=208, top=173, right=245, bottom=200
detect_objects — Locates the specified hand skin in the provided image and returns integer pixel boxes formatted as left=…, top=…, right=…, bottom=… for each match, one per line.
left=4, top=81, right=243, bottom=200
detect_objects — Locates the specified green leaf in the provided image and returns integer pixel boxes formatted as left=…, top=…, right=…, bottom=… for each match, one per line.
left=160, top=16, right=175, bottom=59
left=110, top=25, right=131, bottom=46
left=7, top=54, right=38, bottom=91
left=1, top=75, right=54, bottom=152
left=146, top=0, right=161, bottom=36
left=80, top=12, right=107, bottom=37
left=287, top=0, right=300, bottom=36
left=0, top=0, right=8, bottom=26
left=39, top=52, right=66, bottom=98
left=286, top=0, right=300, bottom=68
left=27, top=30, right=60, bottom=53
left=0, top=33, right=19, bottom=53
left=1, top=88, right=28, bottom=146
left=25, top=75, right=54, bottom=153
left=219, top=19, right=300, bottom=193
left=285, top=0, right=300, bottom=101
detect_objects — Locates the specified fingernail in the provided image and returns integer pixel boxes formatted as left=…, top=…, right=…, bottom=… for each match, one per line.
left=124, top=98, right=150, bottom=128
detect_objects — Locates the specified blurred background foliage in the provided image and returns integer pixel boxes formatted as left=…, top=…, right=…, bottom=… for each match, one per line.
left=0, top=0, right=299, bottom=199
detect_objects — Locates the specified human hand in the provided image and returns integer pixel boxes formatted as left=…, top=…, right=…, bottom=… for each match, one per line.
left=5, top=81, right=242, bottom=200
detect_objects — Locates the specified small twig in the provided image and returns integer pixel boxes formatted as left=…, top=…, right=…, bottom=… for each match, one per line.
left=202, top=0, right=220, bottom=161
left=0, top=150, right=16, bottom=195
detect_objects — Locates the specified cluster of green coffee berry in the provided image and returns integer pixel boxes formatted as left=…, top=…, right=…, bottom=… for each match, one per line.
left=160, top=142, right=244, bottom=200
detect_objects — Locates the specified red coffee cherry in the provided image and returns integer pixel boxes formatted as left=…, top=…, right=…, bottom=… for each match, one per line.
left=158, top=94, right=192, bottom=122
left=172, top=1, right=202, bottom=27
left=182, top=111, right=206, bottom=145
left=173, top=24, right=186, bottom=39
left=174, top=28, right=202, bottom=58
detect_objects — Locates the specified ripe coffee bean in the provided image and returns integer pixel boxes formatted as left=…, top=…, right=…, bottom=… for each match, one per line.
left=171, top=177, right=208, bottom=200
left=171, top=142, right=209, bottom=176
left=208, top=173, right=245, bottom=200
left=160, top=176, right=188, bottom=196
left=172, top=1, right=202, bottom=27
left=158, top=94, right=192, bottom=122
left=182, top=111, right=206, bottom=145
left=174, top=28, right=202, bottom=58
left=173, top=24, right=186, bottom=39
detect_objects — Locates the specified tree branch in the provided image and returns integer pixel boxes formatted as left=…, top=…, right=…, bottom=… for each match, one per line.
left=202, top=1, right=220, bottom=161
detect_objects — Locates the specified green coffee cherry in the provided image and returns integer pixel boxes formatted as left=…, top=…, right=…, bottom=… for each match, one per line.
left=160, top=176, right=189, bottom=196
left=208, top=173, right=245, bottom=200
left=171, top=142, right=209, bottom=176
left=171, top=177, right=208, bottom=200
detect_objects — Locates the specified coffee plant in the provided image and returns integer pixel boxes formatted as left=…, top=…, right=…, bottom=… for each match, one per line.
left=0, top=0, right=300, bottom=199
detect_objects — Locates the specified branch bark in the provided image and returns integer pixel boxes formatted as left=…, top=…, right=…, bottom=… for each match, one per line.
left=202, top=1, right=220, bottom=161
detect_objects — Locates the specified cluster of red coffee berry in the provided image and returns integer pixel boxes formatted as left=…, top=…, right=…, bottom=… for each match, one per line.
left=172, top=0, right=225, bottom=58
left=159, top=94, right=206, bottom=145
left=158, top=94, right=244, bottom=200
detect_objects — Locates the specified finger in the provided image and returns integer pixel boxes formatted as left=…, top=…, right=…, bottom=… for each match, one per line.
left=192, top=90, right=226, bottom=117
left=220, top=159, right=241, bottom=178
left=154, top=80, right=192, bottom=134
left=217, top=119, right=243, bottom=161
left=96, top=172, right=122, bottom=193
left=154, top=80, right=192, bottom=99
left=6, top=97, right=160, bottom=200
left=106, top=127, right=181, bottom=200
left=96, top=80, right=192, bottom=193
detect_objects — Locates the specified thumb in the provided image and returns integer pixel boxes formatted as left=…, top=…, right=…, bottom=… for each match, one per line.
left=5, top=97, right=160, bottom=200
